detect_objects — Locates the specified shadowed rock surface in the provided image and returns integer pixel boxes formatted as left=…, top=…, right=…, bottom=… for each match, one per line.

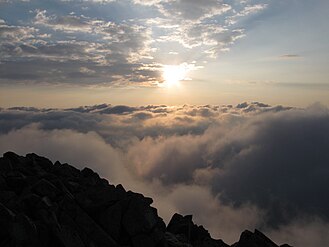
left=0, top=152, right=292, bottom=247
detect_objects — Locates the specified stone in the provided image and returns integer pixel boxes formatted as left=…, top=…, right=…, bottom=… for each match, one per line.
left=31, top=179, right=60, bottom=200
left=0, top=152, right=293, bottom=247
left=0, top=157, right=13, bottom=172
left=99, top=202, right=123, bottom=241
left=167, top=214, right=229, bottom=247
left=0, top=190, right=16, bottom=204
left=0, top=203, right=15, bottom=239
left=165, top=232, right=192, bottom=247
left=5, top=171, right=28, bottom=194
left=11, top=213, right=38, bottom=245
left=122, top=196, right=159, bottom=236
left=233, top=229, right=278, bottom=247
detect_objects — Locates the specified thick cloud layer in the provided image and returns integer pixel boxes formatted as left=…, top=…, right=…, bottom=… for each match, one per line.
left=1, top=102, right=329, bottom=245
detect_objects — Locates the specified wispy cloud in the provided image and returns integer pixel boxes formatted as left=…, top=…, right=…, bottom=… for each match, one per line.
left=0, top=0, right=268, bottom=86
left=279, top=54, right=302, bottom=59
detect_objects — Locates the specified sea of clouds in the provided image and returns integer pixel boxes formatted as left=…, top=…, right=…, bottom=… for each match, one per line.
left=1, top=102, right=329, bottom=246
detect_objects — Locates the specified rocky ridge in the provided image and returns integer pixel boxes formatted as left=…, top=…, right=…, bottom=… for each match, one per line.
left=0, top=152, right=292, bottom=247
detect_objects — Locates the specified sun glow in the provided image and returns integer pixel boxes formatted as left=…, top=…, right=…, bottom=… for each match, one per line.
left=162, top=64, right=189, bottom=87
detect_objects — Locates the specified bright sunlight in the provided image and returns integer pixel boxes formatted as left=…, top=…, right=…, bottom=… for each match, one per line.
left=162, top=64, right=189, bottom=87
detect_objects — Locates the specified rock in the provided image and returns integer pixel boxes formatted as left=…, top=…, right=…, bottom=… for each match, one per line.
left=166, top=213, right=229, bottom=247
left=53, top=162, right=80, bottom=178
left=0, top=152, right=292, bottom=247
left=57, top=225, right=86, bottom=247
left=59, top=195, right=119, bottom=247
left=11, top=213, right=38, bottom=245
left=165, top=232, right=192, bottom=247
left=122, top=195, right=159, bottom=236
left=31, top=179, right=60, bottom=200
left=0, top=190, right=16, bottom=204
left=3, top=151, right=22, bottom=164
left=4, top=171, right=28, bottom=194
left=232, top=229, right=278, bottom=247
left=99, top=202, right=122, bottom=241
left=0, top=203, right=15, bottom=239
left=167, top=214, right=209, bottom=245
left=26, top=153, right=53, bottom=172
left=0, top=157, right=13, bottom=172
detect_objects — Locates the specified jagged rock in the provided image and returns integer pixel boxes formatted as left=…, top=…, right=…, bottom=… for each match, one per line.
left=166, top=214, right=229, bottom=247
left=11, top=213, right=38, bottom=246
left=232, top=229, right=278, bottom=247
left=165, top=232, right=192, bottom=247
left=5, top=171, right=28, bottom=194
left=0, top=157, right=13, bottom=172
left=0, top=152, right=292, bottom=247
left=0, top=203, right=15, bottom=241
left=99, top=201, right=123, bottom=241
left=31, top=179, right=60, bottom=200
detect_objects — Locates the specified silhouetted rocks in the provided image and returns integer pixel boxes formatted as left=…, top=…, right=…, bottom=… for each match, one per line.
left=0, top=152, right=292, bottom=247
left=166, top=213, right=229, bottom=247
left=232, top=229, right=278, bottom=247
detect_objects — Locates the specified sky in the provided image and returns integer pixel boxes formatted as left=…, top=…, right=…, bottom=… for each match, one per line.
left=0, top=0, right=329, bottom=107
left=1, top=1, right=329, bottom=246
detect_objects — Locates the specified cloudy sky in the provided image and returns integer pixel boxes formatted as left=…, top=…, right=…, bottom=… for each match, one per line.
left=0, top=0, right=329, bottom=107
left=1, top=1, right=329, bottom=246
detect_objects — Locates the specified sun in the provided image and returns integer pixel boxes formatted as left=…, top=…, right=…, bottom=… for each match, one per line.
left=162, top=64, right=188, bottom=87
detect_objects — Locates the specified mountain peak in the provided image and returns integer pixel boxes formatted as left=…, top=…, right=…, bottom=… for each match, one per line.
left=0, top=152, right=292, bottom=247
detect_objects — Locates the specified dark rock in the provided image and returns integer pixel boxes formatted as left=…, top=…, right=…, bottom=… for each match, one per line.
left=167, top=214, right=209, bottom=244
left=5, top=171, right=28, bottom=194
left=99, top=202, right=123, bottom=241
left=232, top=229, right=278, bottom=247
left=0, top=190, right=16, bottom=203
left=3, top=151, right=21, bottom=164
left=0, top=203, right=15, bottom=239
left=53, top=162, right=80, bottom=178
left=0, top=157, right=13, bottom=172
left=165, top=232, right=192, bottom=247
left=122, top=195, right=160, bottom=236
left=166, top=214, right=229, bottom=247
left=31, top=179, right=60, bottom=200
left=11, top=213, right=38, bottom=245
left=26, top=153, right=53, bottom=172
left=0, top=152, right=292, bottom=247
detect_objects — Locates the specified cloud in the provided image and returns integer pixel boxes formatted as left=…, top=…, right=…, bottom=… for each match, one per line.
left=0, top=13, right=160, bottom=86
left=159, top=0, right=231, bottom=21
left=0, top=20, right=37, bottom=43
left=0, top=1, right=269, bottom=86
left=279, top=54, right=302, bottom=59
left=1, top=103, right=329, bottom=246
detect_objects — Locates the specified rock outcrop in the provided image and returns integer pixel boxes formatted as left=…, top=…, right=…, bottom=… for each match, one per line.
left=0, top=152, right=292, bottom=247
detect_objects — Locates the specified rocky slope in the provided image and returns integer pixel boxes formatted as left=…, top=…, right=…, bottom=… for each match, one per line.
left=0, top=152, right=292, bottom=247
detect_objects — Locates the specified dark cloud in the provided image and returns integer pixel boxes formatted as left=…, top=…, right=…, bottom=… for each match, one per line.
left=99, top=105, right=138, bottom=114
left=214, top=109, right=329, bottom=227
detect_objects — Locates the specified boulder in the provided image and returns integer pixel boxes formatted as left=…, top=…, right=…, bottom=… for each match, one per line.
left=166, top=214, right=229, bottom=247
left=232, top=229, right=278, bottom=247
left=0, top=152, right=292, bottom=247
